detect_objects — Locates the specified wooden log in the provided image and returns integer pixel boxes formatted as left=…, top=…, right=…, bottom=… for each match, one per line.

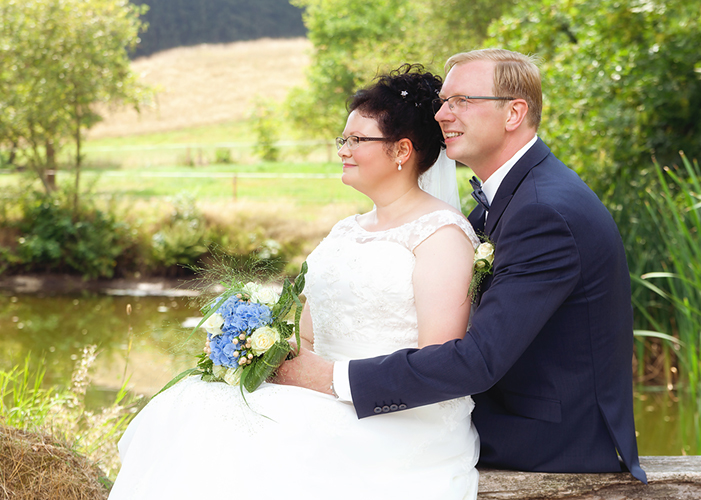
left=478, top=456, right=701, bottom=499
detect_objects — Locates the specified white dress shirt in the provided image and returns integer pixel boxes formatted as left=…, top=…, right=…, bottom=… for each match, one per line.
left=332, top=135, right=539, bottom=402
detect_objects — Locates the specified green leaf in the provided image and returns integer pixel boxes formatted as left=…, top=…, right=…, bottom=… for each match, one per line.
left=633, top=329, right=685, bottom=347
left=242, top=342, right=291, bottom=393
left=153, top=368, right=201, bottom=398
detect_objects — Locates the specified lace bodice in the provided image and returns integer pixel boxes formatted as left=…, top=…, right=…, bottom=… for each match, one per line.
left=306, top=209, right=478, bottom=362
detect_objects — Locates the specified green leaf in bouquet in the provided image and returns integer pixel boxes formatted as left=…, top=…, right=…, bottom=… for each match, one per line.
left=293, top=261, right=308, bottom=296
left=241, top=341, right=292, bottom=393
left=293, top=295, right=303, bottom=355
left=276, top=321, right=293, bottom=339
left=272, top=261, right=307, bottom=320
left=153, top=367, right=202, bottom=398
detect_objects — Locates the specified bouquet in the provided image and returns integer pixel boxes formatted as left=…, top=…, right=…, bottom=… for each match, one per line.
left=159, top=262, right=307, bottom=395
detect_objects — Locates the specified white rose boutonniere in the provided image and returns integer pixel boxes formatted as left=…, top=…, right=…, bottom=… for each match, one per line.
left=469, top=240, right=495, bottom=301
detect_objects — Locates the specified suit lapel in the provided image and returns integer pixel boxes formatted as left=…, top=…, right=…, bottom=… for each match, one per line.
left=468, top=206, right=486, bottom=237
left=484, top=138, right=551, bottom=235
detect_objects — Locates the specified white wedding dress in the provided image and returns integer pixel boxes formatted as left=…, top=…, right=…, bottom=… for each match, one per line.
left=109, top=209, right=480, bottom=500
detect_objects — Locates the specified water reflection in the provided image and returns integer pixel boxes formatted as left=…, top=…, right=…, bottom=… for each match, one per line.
left=634, top=388, right=700, bottom=456
left=0, top=291, right=204, bottom=401
left=1, top=290, right=698, bottom=456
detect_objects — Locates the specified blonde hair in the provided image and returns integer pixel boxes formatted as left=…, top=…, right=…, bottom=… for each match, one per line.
left=446, top=49, right=542, bottom=130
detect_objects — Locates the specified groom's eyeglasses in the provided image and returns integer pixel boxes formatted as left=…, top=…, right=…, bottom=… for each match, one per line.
left=335, top=136, right=388, bottom=151
left=432, top=95, right=516, bottom=115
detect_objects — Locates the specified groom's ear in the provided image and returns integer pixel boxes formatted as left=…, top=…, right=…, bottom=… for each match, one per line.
left=504, top=99, right=529, bottom=132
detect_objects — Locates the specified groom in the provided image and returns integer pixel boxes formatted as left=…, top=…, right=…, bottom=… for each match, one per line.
left=277, top=48, right=646, bottom=483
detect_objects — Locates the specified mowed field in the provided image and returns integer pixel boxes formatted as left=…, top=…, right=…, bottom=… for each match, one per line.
left=88, top=37, right=312, bottom=139
left=66, top=38, right=373, bottom=216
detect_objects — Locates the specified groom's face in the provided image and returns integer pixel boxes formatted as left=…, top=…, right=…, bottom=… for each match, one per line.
left=435, top=60, right=511, bottom=178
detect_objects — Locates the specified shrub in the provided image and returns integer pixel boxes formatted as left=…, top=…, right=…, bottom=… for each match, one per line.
left=149, top=195, right=208, bottom=274
left=214, top=147, right=233, bottom=164
left=9, top=190, right=132, bottom=279
left=252, top=105, right=280, bottom=162
left=0, top=191, right=132, bottom=278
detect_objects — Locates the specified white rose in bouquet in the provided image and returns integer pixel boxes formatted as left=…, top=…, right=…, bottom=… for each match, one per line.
left=212, top=364, right=228, bottom=380
left=243, top=282, right=279, bottom=307
left=202, top=313, right=225, bottom=337
left=250, top=326, right=281, bottom=356
left=223, top=367, right=242, bottom=386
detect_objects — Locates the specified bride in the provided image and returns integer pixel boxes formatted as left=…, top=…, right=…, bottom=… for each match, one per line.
left=109, top=64, right=480, bottom=499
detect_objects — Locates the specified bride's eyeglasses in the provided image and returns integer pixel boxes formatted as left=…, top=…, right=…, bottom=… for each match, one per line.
left=432, top=95, right=516, bottom=115
left=335, top=136, right=388, bottom=151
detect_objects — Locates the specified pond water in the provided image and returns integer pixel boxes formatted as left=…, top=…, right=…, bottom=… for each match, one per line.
left=1, top=290, right=698, bottom=456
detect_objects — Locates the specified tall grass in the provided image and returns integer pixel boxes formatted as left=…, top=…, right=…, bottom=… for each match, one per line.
left=630, top=153, right=701, bottom=451
left=0, top=347, right=139, bottom=480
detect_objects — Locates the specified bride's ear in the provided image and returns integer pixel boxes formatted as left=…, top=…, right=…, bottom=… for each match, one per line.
left=394, top=138, right=413, bottom=166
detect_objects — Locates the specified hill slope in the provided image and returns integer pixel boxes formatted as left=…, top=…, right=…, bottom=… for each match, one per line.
left=88, top=38, right=311, bottom=139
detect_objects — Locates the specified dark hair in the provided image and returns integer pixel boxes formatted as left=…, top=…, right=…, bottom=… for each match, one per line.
left=349, top=64, right=444, bottom=176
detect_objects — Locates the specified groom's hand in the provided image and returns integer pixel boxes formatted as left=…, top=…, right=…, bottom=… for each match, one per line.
left=274, top=346, right=334, bottom=396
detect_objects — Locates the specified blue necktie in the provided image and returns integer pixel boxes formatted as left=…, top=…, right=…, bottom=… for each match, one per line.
left=469, top=176, right=490, bottom=211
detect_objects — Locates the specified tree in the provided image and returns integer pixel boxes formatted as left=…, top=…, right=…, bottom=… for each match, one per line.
left=286, top=0, right=514, bottom=139
left=129, top=0, right=306, bottom=58
left=0, top=0, right=152, bottom=202
left=488, top=0, right=701, bottom=186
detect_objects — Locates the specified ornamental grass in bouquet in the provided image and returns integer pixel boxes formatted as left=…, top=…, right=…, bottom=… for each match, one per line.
left=160, top=262, right=307, bottom=395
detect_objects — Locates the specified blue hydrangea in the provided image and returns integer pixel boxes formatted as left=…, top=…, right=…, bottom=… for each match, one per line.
left=207, top=295, right=274, bottom=369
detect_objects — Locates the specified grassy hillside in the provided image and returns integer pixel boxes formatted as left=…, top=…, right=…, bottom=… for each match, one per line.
left=88, top=38, right=312, bottom=140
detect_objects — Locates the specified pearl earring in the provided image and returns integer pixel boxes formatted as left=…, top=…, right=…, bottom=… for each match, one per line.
left=397, top=160, right=402, bottom=171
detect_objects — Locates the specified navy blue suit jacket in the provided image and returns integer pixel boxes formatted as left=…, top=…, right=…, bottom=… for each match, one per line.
left=348, top=139, right=646, bottom=482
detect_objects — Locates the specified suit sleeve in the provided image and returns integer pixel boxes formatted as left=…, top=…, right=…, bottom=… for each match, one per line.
left=349, top=202, right=582, bottom=418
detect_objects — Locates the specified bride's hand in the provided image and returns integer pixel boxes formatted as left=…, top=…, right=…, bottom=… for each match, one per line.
left=273, top=345, right=334, bottom=396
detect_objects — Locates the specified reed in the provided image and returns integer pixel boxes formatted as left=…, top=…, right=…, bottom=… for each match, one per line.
left=0, top=347, right=140, bottom=481
left=631, top=152, right=701, bottom=451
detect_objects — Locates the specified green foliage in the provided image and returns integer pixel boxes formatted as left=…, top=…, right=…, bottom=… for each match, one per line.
left=7, top=188, right=131, bottom=279
left=0, top=348, right=140, bottom=479
left=214, top=147, right=233, bottom=164
left=252, top=105, right=280, bottom=162
left=635, top=155, right=701, bottom=382
left=0, top=0, right=152, bottom=192
left=150, top=195, right=208, bottom=272
left=286, top=0, right=514, bottom=138
left=489, top=0, right=701, bottom=186
left=630, top=153, right=701, bottom=450
left=129, top=0, right=306, bottom=58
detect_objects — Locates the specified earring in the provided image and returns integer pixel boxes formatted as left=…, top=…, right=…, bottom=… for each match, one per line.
left=397, top=160, right=402, bottom=171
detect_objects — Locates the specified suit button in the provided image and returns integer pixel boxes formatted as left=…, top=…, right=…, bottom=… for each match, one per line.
left=373, top=406, right=383, bottom=414
left=382, top=405, right=390, bottom=413
left=398, top=404, right=407, bottom=410
left=390, top=404, right=398, bottom=411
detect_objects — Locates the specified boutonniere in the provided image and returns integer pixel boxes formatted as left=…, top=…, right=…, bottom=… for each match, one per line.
left=468, top=240, right=494, bottom=302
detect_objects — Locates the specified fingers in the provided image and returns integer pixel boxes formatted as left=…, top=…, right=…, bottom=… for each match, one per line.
left=271, top=348, right=334, bottom=395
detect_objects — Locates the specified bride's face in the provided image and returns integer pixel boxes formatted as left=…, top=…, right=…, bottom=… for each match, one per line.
left=338, top=110, right=396, bottom=194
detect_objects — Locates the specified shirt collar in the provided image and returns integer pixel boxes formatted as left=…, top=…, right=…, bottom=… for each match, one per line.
left=481, top=135, right=538, bottom=205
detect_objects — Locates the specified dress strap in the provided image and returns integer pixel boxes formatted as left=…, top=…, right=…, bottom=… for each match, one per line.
left=408, top=210, right=479, bottom=252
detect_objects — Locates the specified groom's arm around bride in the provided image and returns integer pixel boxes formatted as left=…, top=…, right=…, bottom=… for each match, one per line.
left=277, top=48, right=646, bottom=483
